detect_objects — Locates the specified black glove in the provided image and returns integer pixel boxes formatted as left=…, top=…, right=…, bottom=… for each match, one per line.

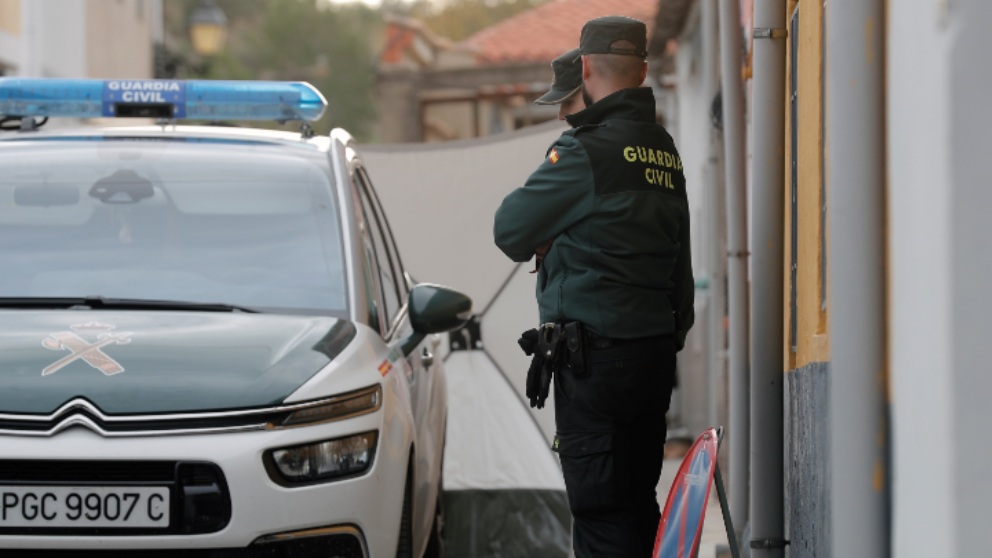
left=526, top=353, right=548, bottom=408
left=518, top=328, right=539, bottom=356
left=533, top=358, right=552, bottom=409
left=518, top=329, right=550, bottom=409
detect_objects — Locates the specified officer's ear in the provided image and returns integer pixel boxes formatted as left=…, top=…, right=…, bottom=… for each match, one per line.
left=638, top=60, right=647, bottom=85
left=581, top=55, right=592, bottom=81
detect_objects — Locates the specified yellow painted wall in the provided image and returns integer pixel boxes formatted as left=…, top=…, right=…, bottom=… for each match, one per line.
left=86, top=0, right=154, bottom=79
left=0, top=0, right=20, bottom=35
left=783, top=0, right=829, bottom=371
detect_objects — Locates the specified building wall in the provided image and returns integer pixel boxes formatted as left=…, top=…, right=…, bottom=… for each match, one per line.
left=0, top=0, right=20, bottom=71
left=673, top=4, right=716, bottom=283
left=86, top=0, right=154, bottom=79
left=0, top=0, right=154, bottom=78
left=783, top=0, right=828, bottom=372
left=889, top=0, right=992, bottom=556
left=378, top=62, right=556, bottom=143
left=0, top=0, right=19, bottom=35
left=669, top=0, right=729, bottom=446
left=946, top=2, right=992, bottom=551
left=37, top=0, right=85, bottom=77
left=782, top=1, right=830, bottom=556
left=377, top=70, right=425, bottom=143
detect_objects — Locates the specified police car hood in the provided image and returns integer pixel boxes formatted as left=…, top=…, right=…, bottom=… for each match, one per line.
left=0, top=310, right=357, bottom=415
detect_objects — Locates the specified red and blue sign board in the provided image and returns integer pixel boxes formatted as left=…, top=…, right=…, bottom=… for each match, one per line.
left=653, top=427, right=720, bottom=558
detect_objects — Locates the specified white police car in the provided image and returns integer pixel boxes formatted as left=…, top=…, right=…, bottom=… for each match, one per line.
left=0, top=78, right=470, bottom=557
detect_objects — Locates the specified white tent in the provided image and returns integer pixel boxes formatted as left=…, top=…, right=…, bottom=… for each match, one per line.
left=442, top=349, right=569, bottom=555
left=362, top=121, right=572, bottom=556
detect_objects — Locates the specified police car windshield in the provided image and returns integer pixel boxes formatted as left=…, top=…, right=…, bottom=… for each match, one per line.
left=0, top=138, right=347, bottom=315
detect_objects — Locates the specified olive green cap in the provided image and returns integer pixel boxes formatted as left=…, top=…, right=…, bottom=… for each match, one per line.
left=535, top=48, right=582, bottom=105
left=579, top=16, right=648, bottom=58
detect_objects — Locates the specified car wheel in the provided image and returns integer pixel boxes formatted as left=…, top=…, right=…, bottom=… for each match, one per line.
left=396, top=461, right=414, bottom=558
left=423, top=470, right=445, bottom=558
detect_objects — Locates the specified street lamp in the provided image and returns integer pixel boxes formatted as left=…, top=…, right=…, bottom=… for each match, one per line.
left=189, top=0, right=228, bottom=57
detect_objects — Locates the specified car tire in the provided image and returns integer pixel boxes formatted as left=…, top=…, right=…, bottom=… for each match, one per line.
left=396, top=460, right=414, bottom=558
left=423, top=469, right=445, bottom=558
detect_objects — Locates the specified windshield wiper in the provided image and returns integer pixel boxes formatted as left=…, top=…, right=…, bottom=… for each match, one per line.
left=0, top=296, right=260, bottom=313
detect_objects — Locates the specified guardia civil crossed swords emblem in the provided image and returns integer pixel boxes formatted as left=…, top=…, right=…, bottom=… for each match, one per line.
left=41, top=322, right=133, bottom=376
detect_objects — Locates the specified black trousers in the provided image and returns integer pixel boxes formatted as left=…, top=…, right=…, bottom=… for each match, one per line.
left=553, top=335, right=677, bottom=558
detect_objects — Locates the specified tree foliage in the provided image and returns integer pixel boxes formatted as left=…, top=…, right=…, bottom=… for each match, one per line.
left=164, top=0, right=381, bottom=139
left=163, top=0, right=550, bottom=140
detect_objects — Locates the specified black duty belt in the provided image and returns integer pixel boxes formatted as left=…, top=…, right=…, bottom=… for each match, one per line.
left=584, top=330, right=672, bottom=351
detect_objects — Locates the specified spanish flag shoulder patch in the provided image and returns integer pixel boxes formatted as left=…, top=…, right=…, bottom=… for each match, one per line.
left=548, top=148, right=560, bottom=164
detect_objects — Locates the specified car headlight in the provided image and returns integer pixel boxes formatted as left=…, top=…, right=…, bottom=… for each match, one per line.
left=267, top=431, right=378, bottom=485
left=280, top=385, right=381, bottom=428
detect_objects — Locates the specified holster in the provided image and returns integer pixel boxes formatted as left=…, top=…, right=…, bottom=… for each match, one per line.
left=563, top=321, right=589, bottom=377
left=537, top=323, right=562, bottom=362
left=532, top=323, right=563, bottom=409
left=519, top=322, right=589, bottom=408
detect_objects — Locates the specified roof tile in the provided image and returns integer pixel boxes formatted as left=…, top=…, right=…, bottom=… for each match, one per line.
left=462, top=0, right=658, bottom=65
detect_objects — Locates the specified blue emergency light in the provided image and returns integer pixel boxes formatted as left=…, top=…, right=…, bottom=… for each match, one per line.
left=0, top=78, right=327, bottom=122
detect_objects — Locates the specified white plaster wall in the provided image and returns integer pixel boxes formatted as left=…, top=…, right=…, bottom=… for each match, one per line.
left=947, top=1, right=992, bottom=555
left=0, top=29, right=20, bottom=71
left=37, top=0, right=85, bottom=77
left=887, top=2, right=955, bottom=557
left=10, top=0, right=156, bottom=79
left=673, top=17, right=713, bottom=280
left=668, top=3, right=723, bottom=441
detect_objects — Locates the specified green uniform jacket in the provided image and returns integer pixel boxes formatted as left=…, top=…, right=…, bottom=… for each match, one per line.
left=494, top=87, right=694, bottom=347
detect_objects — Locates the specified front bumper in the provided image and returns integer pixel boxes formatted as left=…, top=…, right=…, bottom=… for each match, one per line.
left=0, top=394, right=411, bottom=557
left=2, top=524, right=367, bottom=557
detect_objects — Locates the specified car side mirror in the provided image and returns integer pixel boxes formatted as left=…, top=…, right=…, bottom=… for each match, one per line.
left=399, top=283, right=472, bottom=355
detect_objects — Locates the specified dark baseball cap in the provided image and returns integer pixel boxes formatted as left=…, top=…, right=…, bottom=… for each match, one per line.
left=535, top=48, right=582, bottom=105
left=579, top=16, right=648, bottom=58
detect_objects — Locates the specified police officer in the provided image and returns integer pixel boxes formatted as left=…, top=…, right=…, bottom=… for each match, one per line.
left=535, top=47, right=586, bottom=121
left=529, top=47, right=586, bottom=264
left=493, top=16, right=694, bottom=558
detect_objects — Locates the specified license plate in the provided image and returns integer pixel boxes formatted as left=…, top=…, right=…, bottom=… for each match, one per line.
left=0, top=486, right=170, bottom=528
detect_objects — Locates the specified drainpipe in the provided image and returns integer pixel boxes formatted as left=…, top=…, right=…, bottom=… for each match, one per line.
left=717, top=0, right=750, bottom=536
left=826, top=0, right=889, bottom=557
left=749, top=0, right=786, bottom=556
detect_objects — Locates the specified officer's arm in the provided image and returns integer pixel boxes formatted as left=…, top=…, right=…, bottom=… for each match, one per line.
left=673, top=200, right=695, bottom=350
left=493, top=136, right=594, bottom=262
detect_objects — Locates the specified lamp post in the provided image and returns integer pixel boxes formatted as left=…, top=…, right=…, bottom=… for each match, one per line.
left=188, top=0, right=228, bottom=57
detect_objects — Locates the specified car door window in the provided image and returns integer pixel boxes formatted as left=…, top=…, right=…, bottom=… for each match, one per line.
left=350, top=176, right=384, bottom=334
left=361, top=169, right=409, bottom=291
left=355, top=170, right=402, bottom=332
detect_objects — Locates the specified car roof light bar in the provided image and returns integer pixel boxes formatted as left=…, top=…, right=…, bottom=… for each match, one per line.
left=0, top=78, right=327, bottom=122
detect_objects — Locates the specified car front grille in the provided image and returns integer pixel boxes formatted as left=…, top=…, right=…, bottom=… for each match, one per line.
left=0, top=409, right=283, bottom=436
left=0, top=460, right=175, bottom=483
left=0, top=383, right=378, bottom=438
